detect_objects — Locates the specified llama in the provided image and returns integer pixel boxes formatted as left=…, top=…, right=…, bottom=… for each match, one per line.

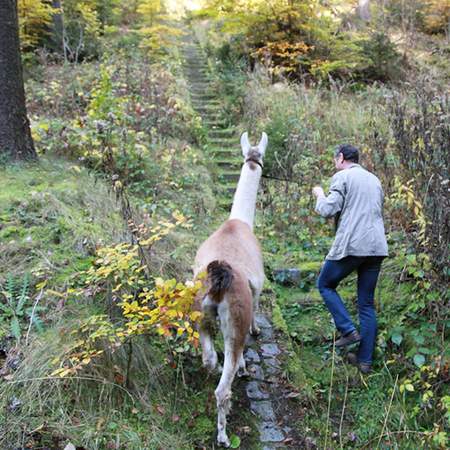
left=193, top=131, right=267, bottom=447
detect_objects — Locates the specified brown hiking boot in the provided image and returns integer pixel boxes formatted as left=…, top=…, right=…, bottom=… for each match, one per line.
left=335, top=330, right=361, bottom=347
left=347, top=352, right=372, bottom=374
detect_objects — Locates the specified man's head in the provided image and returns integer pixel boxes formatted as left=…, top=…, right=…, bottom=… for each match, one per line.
left=334, top=144, right=359, bottom=170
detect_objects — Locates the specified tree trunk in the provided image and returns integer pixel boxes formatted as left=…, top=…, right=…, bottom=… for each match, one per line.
left=0, top=0, right=37, bottom=161
left=357, top=0, right=371, bottom=21
left=50, top=0, right=64, bottom=55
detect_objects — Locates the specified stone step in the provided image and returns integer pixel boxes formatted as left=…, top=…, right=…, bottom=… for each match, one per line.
left=191, top=89, right=214, bottom=97
left=218, top=202, right=232, bottom=211
left=185, top=60, right=207, bottom=66
left=190, top=93, right=217, bottom=101
left=185, top=68, right=208, bottom=74
left=218, top=171, right=240, bottom=182
left=184, top=66, right=208, bottom=72
left=216, top=159, right=241, bottom=169
left=195, top=105, right=222, bottom=115
left=189, top=80, right=212, bottom=86
left=203, top=121, right=229, bottom=129
left=209, top=137, right=237, bottom=145
left=184, top=62, right=208, bottom=67
left=224, top=183, right=236, bottom=195
left=191, top=98, right=221, bottom=106
left=200, top=112, right=222, bottom=122
left=189, top=85, right=213, bottom=92
left=208, top=127, right=236, bottom=138
left=188, top=79, right=210, bottom=86
left=187, top=75, right=209, bottom=82
left=210, top=148, right=238, bottom=158
left=183, top=51, right=204, bottom=57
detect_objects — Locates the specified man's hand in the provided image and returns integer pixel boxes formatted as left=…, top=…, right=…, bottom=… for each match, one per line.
left=312, top=186, right=325, bottom=199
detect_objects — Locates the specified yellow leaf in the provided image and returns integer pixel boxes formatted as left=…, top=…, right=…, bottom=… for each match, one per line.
left=190, top=311, right=202, bottom=322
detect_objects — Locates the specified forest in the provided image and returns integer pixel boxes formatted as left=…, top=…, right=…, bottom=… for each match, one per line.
left=0, top=0, right=449, bottom=449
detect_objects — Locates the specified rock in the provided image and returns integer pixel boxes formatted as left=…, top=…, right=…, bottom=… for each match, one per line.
left=245, top=333, right=257, bottom=346
left=246, top=381, right=270, bottom=400
left=259, top=326, right=273, bottom=342
left=250, top=400, right=276, bottom=421
left=8, top=397, right=22, bottom=412
left=244, top=348, right=260, bottom=363
left=258, top=421, right=285, bottom=442
left=255, top=313, right=272, bottom=329
left=263, top=358, right=281, bottom=375
left=248, top=364, right=265, bottom=380
left=272, top=268, right=301, bottom=286
left=261, top=343, right=281, bottom=358
left=263, top=357, right=280, bottom=369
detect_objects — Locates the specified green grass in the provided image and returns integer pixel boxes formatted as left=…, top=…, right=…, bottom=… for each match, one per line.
left=271, top=251, right=448, bottom=449
left=0, top=157, right=124, bottom=283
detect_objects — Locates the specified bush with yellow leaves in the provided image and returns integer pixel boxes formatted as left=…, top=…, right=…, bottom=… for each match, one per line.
left=51, top=216, right=204, bottom=378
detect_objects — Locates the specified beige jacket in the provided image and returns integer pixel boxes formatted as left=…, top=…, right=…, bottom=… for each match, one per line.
left=315, top=164, right=388, bottom=260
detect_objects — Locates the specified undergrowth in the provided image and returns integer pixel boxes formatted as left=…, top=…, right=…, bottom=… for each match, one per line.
left=194, top=17, right=449, bottom=448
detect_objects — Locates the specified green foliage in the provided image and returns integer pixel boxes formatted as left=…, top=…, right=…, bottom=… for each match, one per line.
left=0, top=274, right=44, bottom=342
left=358, top=32, right=403, bottom=81
left=196, top=0, right=406, bottom=82
left=26, top=48, right=209, bottom=216
left=422, top=1, right=450, bottom=34
left=18, top=0, right=55, bottom=49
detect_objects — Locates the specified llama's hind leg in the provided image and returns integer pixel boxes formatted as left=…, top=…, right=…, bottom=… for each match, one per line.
left=250, top=284, right=262, bottom=336
left=215, top=351, right=237, bottom=447
left=215, top=305, right=242, bottom=447
left=200, top=296, right=218, bottom=372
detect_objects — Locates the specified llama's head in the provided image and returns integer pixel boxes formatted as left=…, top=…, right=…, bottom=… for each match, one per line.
left=240, top=132, right=268, bottom=170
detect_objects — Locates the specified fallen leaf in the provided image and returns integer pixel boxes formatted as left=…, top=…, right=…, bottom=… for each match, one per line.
left=96, top=417, right=105, bottom=431
left=286, top=391, right=301, bottom=398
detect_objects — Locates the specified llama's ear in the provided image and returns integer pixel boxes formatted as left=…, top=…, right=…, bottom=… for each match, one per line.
left=240, top=131, right=251, bottom=157
left=258, top=132, right=268, bottom=156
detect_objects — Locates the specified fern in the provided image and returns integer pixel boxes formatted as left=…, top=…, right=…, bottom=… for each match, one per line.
left=0, top=273, right=43, bottom=342
left=16, top=273, right=30, bottom=314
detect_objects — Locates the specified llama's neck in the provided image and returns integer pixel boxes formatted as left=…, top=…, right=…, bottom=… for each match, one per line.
left=229, top=163, right=262, bottom=229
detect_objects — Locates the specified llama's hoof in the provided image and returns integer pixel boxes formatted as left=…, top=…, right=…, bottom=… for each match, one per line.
left=203, top=358, right=217, bottom=373
left=237, top=367, right=249, bottom=378
left=250, top=325, right=261, bottom=336
left=217, top=434, right=230, bottom=448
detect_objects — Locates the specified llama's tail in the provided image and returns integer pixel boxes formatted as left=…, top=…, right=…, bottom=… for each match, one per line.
left=207, top=260, right=234, bottom=303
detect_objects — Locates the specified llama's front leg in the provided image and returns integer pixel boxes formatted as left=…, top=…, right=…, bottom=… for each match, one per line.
left=237, top=352, right=249, bottom=378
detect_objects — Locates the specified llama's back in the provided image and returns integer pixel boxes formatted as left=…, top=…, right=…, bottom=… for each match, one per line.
left=194, top=219, right=264, bottom=287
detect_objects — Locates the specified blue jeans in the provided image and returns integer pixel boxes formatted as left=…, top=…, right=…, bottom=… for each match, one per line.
left=317, top=256, right=384, bottom=364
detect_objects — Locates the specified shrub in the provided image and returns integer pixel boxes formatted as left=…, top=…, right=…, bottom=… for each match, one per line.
left=358, top=32, right=404, bottom=82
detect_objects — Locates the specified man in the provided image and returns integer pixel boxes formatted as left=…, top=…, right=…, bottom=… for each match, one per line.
left=312, top=144, right=388, bottom=373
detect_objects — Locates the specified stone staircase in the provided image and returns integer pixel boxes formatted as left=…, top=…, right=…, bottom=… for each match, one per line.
left=182, top=41, right=241, bottom=209
left=183, top=38, right=297, bottom=449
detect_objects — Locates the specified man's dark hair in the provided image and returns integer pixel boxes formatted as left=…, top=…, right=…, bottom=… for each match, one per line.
left=334, top=144, right=359, bottom=163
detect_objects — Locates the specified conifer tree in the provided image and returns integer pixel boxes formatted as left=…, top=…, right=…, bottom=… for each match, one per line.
left=0, top=0, right=36, bottom=161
